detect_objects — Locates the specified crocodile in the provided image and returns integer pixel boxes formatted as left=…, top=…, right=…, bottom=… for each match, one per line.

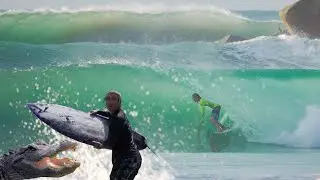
left=0, top=140, right=80, bottom=180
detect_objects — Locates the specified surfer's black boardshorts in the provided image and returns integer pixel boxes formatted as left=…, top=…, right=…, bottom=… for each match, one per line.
left=110, top=154, right=142, bottom=180
left=211, top=106, right=221, bottom=121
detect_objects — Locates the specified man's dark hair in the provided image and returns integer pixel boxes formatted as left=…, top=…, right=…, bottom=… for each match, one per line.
left=192, top=93, right=200, bottom=98
left=104, top=90, right=122, bottom=104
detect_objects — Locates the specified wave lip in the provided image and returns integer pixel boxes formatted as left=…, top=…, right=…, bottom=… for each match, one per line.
left=2, top=35, right=320, bottom=70
left=0, top=8, right=280, bottom=44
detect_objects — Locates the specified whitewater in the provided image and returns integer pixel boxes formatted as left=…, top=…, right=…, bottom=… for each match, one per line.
left=0, top=5, right=320, bottom=180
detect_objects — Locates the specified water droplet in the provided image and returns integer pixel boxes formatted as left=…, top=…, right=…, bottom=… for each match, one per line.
left=129, top=111, right=138, bottom=117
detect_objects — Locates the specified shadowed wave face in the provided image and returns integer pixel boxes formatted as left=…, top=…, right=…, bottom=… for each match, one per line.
left=0, top=9, right=281, bottom=44
left=1, top=61, right=320, bottom=152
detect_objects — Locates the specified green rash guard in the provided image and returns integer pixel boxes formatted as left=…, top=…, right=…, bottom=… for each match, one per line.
left=199, top=98, right=220, bottom=123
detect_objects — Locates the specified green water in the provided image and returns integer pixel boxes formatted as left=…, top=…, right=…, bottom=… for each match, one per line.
left=1, top=8, right=319, bottom=180
left=1, top=65, right=319, bottom=152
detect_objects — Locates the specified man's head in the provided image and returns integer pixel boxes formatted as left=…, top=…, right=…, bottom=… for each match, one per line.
left=104, top=90, right=122, bottom=113
left=192, top=93, right=201, bottom=103
left=3, top=140, right=80, bottom=179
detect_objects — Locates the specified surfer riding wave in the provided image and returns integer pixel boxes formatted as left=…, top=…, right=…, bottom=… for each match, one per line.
left=192, top=93, right=228, bottom=147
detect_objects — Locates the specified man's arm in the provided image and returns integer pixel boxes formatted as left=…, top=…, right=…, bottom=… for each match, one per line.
left=92, top=110, right=110, bottom=117
left=108, top=116, right=127, bottom=147
left=207, top=100, right=220, bottom=109
left=199, top=103, right=205, bottom=124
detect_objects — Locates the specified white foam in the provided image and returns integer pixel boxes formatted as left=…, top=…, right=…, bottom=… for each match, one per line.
left=0, top=4, right=248, bottom=20
left=224, top=35, right=320, bottom=69
left=275, top=105, right=320, bottom=148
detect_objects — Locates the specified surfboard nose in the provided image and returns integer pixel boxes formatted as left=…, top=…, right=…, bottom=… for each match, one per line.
left=26, top=103, right=34, bottom=108
left=26, top=103, right=37, bottom=113
left=26, top=103, right=35, bottom=110
left=26, top=103, right=44, bottom=116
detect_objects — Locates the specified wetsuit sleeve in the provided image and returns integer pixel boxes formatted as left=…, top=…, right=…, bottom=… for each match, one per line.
left=94, top=110, right=110, bottom=117
left=108, top=117, right=126, bottom=147
left=93, top=110, right=124, bottom=148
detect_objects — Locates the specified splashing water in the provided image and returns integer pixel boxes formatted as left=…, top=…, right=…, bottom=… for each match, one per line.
left=29, top=119, right=175, bottom=180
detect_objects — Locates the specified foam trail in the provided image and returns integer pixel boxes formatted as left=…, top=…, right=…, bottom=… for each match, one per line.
left=3, top=35, right=320, bottom=70
left=217, top=35, right=320, bottom=69
left=275, top=105, right=320, bottom=148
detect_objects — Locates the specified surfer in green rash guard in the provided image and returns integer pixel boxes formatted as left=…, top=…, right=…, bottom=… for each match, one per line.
left=192, top=93, right=227, bottom=145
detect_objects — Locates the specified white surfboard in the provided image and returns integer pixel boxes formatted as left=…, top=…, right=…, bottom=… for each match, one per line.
left=26, top=103, right=147, bottom=150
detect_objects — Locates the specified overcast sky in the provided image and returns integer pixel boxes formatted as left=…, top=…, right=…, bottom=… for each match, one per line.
left=0, top=0, right=298, bottom=11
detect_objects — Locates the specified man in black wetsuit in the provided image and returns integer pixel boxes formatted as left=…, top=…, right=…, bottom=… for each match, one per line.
left=90, top=90, right=142, bottom=180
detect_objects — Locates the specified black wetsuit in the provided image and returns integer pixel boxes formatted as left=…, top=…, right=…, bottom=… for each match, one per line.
left=96, top=110, right=142, bottom=180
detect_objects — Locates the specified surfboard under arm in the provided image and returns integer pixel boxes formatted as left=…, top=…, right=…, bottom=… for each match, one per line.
left=27, top=103, right=148, bottom=150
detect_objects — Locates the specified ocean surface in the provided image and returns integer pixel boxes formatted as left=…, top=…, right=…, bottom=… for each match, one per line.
left=0, top=6, right=320, bottom=180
